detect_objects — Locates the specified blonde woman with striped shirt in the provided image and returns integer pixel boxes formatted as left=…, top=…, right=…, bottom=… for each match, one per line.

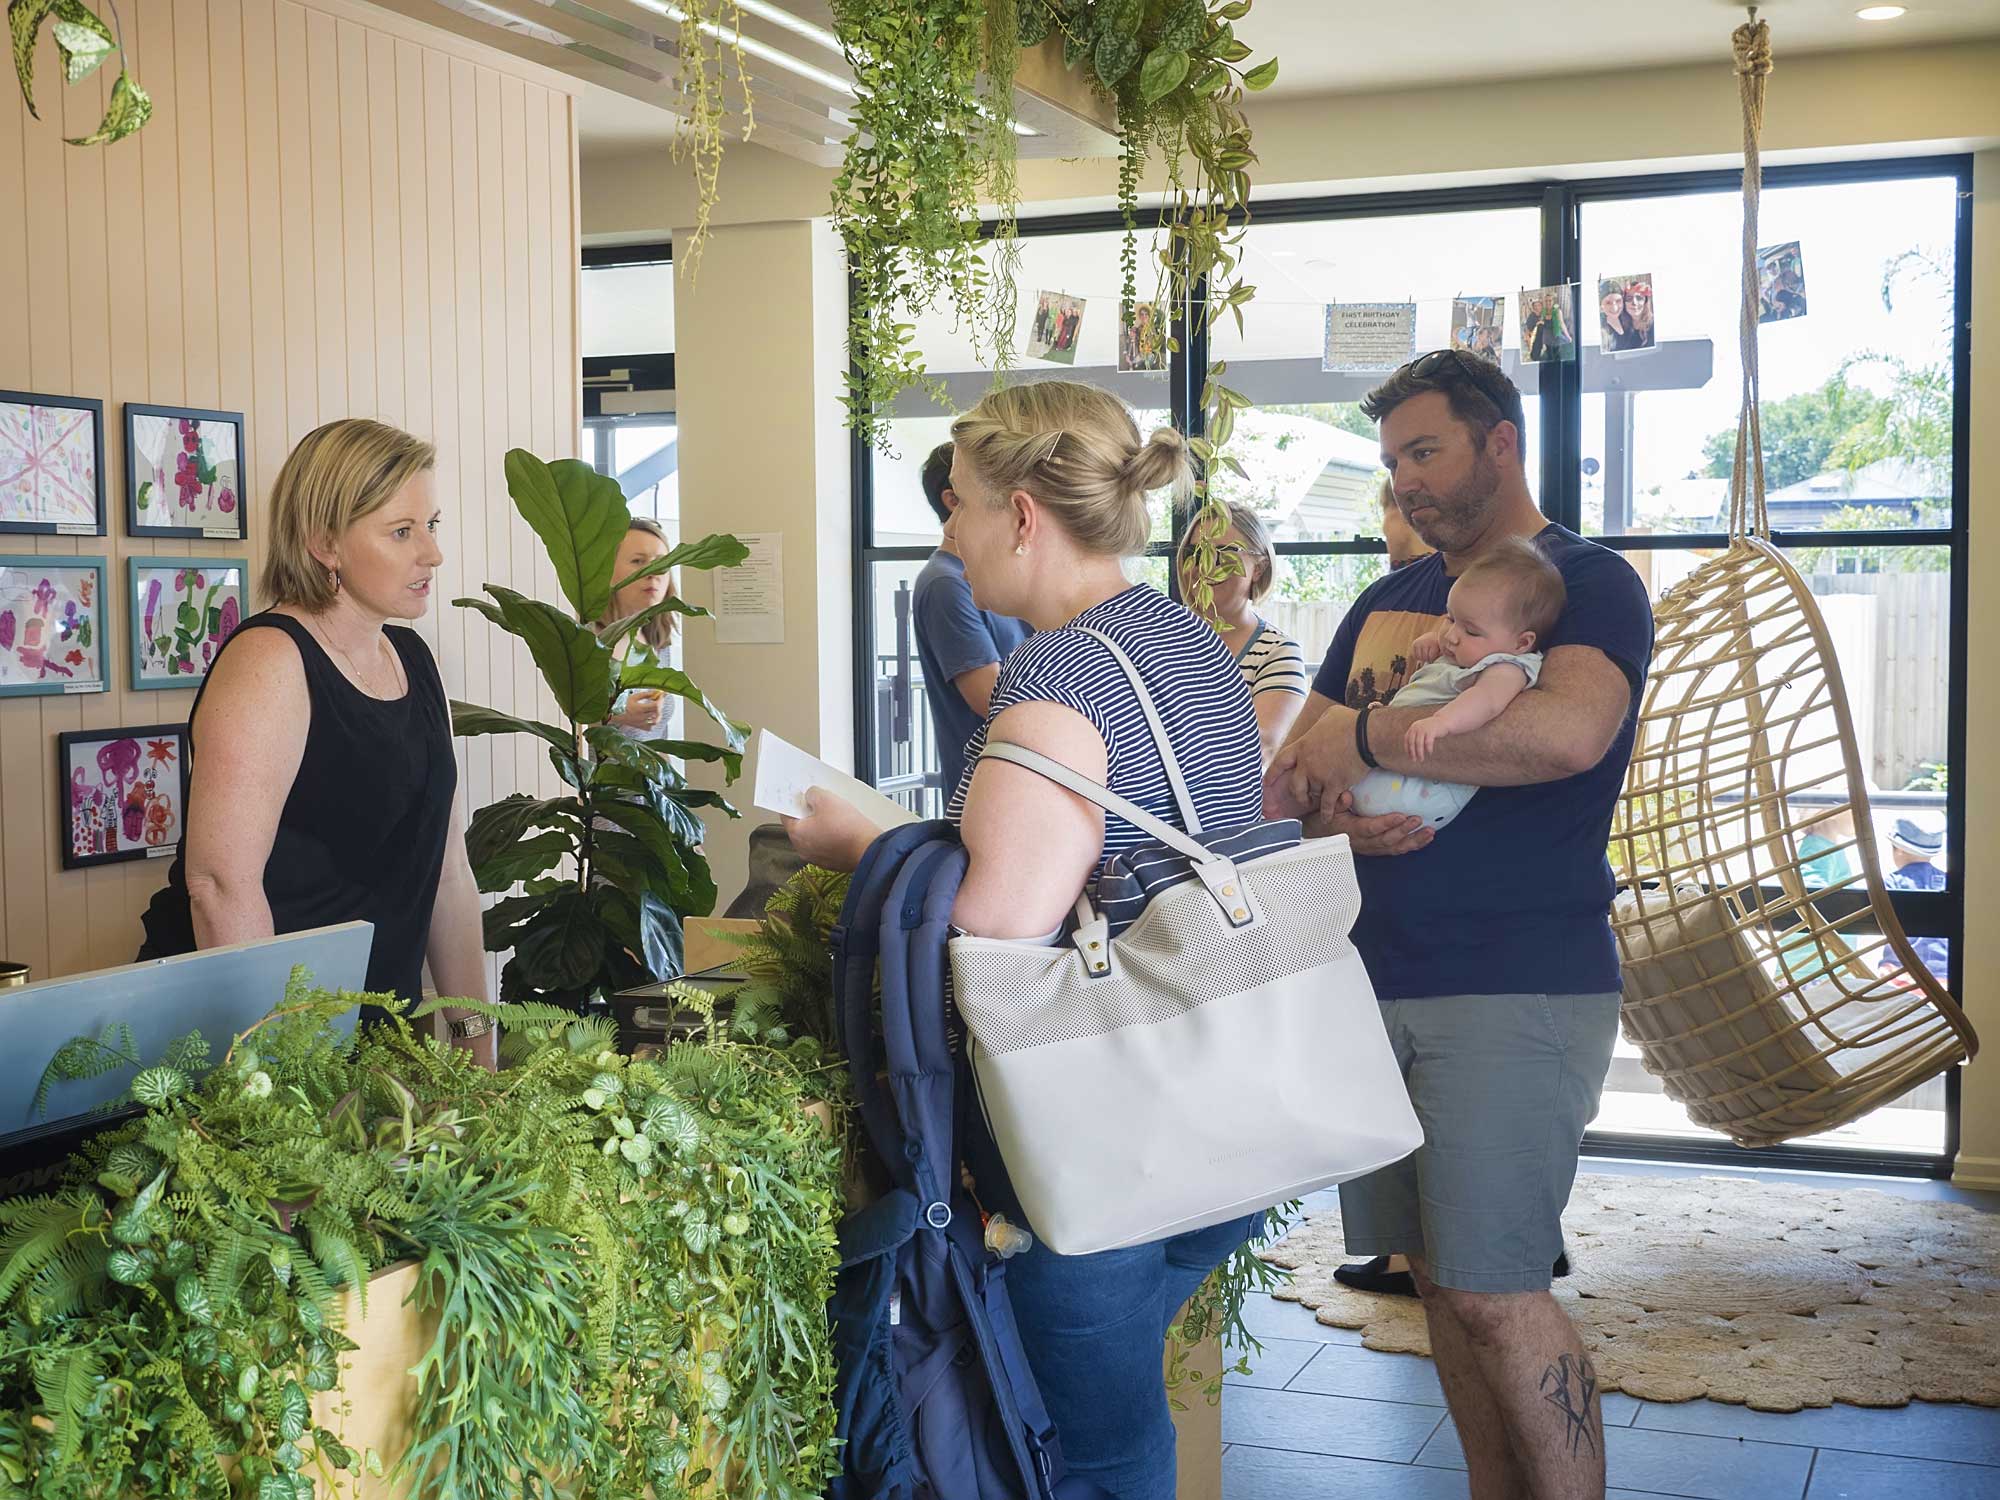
left=1178, top=503, right=1307, bottom=765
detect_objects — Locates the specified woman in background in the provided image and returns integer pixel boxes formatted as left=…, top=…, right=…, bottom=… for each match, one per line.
left=1177, top=503, right=1306, bottom=766
left=598, top=516, right=680, bottom=741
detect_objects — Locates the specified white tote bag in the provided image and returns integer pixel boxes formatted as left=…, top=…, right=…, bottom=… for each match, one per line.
left=948, top=630, right=1423, bottom=1256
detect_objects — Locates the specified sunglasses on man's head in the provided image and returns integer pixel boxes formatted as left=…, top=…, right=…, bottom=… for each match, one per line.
left=1409, top=347, right=1516, bottom=400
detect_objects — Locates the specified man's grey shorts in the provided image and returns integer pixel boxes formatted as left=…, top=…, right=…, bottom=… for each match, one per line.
left=1339, top=992, right=1621, bottom=1294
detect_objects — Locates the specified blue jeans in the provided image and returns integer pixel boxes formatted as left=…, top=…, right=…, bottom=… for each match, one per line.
left=1005, top=1212, right=1263, bottom=1500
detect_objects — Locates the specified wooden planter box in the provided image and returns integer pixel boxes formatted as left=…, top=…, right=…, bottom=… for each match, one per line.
left=313, top=1262, right=433, bottom=1499
left=314, top=1265, right=1222, bottom=1499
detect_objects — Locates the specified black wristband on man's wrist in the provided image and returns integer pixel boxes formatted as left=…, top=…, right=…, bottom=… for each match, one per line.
left=1356, top=702, right=1381, bottom=771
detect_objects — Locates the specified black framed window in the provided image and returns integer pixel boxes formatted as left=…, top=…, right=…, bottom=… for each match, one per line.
left=581, top=242, right=679, bottom=535
left=849, top=155, right=1970, bottom=1174
left=1560, top=160, right=1968, bottom=1174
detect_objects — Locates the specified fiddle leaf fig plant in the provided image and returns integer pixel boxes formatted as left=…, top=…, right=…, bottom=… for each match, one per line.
left=453, top=450, right=751, bottom=1007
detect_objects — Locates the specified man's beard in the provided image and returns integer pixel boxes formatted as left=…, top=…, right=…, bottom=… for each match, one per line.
left=1403, top=448, right=1501, bottom=552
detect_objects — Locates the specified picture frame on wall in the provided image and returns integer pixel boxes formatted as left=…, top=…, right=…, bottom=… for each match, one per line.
left=0, top=554, right=107, bottom=698
left=128, top=557, right=249, bottom=691
left=0, top=389, right=107, bottom=537
left=124, top=403, right=246, bottom=540
left=58, top=722, right=191, bottom=869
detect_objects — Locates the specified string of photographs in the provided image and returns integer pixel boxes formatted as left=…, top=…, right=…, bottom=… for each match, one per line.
left=1027, top=242, right=1808, bottom=377
left=1026, top=279, right=1636, bottom=374
left=1324, top=278, right=1656, bottom=373
left=1027, top=289, right=1175, bottom=373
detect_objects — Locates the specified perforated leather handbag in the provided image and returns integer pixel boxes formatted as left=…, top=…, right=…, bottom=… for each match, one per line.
left=949, top=629, right=1423, bottom=1256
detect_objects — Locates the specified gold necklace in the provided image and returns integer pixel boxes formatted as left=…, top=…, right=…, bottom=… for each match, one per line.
left=307, top=614, right=401, bottom=699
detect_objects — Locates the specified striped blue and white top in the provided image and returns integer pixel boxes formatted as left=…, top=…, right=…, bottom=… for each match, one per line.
left=947, top=583, right=1265, bottom=868
left=1238, top=620, right=1308, bottom=701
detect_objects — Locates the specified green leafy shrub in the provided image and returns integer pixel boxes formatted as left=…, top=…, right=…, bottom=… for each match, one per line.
left=0, top=972, right=842, bottom=1500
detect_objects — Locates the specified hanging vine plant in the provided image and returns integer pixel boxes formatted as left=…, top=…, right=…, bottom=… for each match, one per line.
left=669, top=0, right=755, bottom=268
left=1038, top=0, right=1276, bottom=613
left=9, top=0, right=151, bottom=146
left=827, top=0, right=1000, bottom=433
left=827, top=0, right=1276, bottom=598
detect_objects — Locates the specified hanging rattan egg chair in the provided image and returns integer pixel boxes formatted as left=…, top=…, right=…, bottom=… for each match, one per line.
left=1607, top=17, right=1977, bottom=1149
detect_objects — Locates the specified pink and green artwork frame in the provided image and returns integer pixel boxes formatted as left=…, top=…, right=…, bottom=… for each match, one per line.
left=0, top=555, right=106, bottom=697
left=58, top=722, right=190, bottom=870
left=0, top=389, right=106, bottom=537
left=124, top=402, right=246, bottom=540
left=128, top=556, right=248, bottom=690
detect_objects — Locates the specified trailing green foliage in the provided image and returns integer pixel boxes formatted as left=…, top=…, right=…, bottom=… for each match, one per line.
left=454, top=450, right=754, bottom=1008
left=9, top=0, right=151, bottom=145
left=828, top=0, right=1274, bottom=449
left=829, top=0, right=997, bottom=437
left=826, top=0, right=1276, bottom=603
left=0, top=971, right=843, bottom=1500
left=667, top=0, right=754, bottom=269
left=1164, top=1211, right=1292, bottom=1402
left=1045, top=0, right=1273, bottom=616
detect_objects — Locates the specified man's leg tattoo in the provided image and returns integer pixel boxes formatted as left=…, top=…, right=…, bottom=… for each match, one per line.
left=1539, top=1353, right=1599, bottom=1458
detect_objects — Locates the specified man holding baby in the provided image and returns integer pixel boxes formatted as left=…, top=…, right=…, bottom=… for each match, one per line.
left=1269, top=350, right=1654, bottom=1500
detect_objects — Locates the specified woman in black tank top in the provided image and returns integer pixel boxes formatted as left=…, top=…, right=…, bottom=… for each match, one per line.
left=138, top=420, right=494, bottom=1064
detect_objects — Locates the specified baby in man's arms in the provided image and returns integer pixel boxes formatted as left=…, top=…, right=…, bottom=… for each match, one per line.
left=1349, top=537, right=1567, bottom=831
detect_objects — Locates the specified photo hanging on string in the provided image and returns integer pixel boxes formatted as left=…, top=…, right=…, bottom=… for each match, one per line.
left=1449, top=296, right=1506, bottom=363
left=1322, top=302, right=1417, bottom=375
left=1757, top=242, right=1807, bottom=323
left=1028, top=290, right=1087, bottom=366
left=1520, top=284, right=1578, bottom=364
left=1597, top=273, right=1657, bottom=354
left=1118, top=302, right=1167, bottom=373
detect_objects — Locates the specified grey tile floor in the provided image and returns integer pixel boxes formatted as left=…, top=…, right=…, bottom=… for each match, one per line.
left=1221, top=1162, right=2000, bottom=1500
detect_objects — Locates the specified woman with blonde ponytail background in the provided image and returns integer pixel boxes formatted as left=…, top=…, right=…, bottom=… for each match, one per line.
left=786, top=379, right=1266, bottom=1499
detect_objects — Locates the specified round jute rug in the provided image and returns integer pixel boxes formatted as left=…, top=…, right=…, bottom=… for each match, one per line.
left=1256, top=1173, right=2000, bottom=1411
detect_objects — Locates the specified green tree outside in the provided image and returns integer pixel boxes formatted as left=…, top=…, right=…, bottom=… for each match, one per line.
left=1700, top=372, right=1892, bottom=490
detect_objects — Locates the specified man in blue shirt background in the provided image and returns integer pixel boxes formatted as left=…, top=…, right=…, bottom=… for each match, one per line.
left=911, top=442, right=1032, bottom=795
left=1269, top=351, right=1654, bottom=1500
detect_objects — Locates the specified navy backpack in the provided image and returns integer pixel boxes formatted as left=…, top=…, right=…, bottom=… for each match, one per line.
left=825, top=821, right=1109, bottom=1500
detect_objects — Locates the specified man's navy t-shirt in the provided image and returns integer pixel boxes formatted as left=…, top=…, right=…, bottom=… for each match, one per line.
left=913, top=549, right=1031, bottom=793
left=1311, top=524, right=1654, bottom=999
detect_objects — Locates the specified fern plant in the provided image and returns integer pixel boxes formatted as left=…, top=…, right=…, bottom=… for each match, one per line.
left=726, top=865, right=852, bottom=1054
left=0, top=972, right=843, bottom=1500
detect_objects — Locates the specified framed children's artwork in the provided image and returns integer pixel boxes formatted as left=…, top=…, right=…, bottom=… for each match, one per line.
left=58, top=723, right=191, bottom=869
left=128, top=557, right=248, bottom=690
left=0, top=555, right=107, bottom=697
left=124, top=403, right=246, bottom=540
left=0, top=390, right=106, bottom=536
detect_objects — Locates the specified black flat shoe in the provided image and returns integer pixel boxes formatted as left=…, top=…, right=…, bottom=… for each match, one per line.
left=1332, top=1252, right=1571, bottom=1298
left=1332, top=1255, right=1419, bottom=1298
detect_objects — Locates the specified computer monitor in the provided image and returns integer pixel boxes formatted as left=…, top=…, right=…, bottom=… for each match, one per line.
left=0, top=923, right=374, bottom=1199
